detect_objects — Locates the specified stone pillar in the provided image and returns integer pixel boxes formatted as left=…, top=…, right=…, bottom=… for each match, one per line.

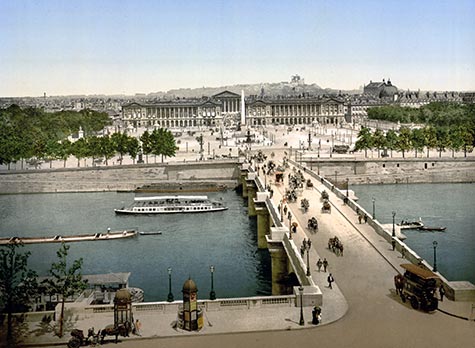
left=268, top=242, right=289, bottom=295
left=255, top=206, right=270, bottom=249
left=247, top=183, right=257, bottom=216
left=241, top=171, right=248, bottom=197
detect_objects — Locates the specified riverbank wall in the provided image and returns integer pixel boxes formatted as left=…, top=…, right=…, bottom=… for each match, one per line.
left=305, top=157, right=475, bottom=185
left=0, top=160, right=240, bottom=194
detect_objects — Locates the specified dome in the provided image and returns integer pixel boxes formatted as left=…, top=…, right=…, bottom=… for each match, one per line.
left=114, top=288, right=132, bottom=303
left=182, top=278, right=198, bottom=293
left=379, top=84, right=398, bottom=98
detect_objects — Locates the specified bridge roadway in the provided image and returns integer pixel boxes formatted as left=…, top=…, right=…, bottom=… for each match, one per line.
left=30, top=163, right=474, bottom=348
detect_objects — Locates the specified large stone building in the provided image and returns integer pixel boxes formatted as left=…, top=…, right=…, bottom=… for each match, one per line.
left=363, top=79, right=398, bottom=99
left=121, top=91, right=346, bottom=129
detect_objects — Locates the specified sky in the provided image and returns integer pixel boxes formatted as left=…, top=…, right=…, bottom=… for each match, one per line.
left=1, top=0, right=474, bottom=97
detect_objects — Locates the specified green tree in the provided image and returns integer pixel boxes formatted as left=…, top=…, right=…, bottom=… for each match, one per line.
left=44, top=139, right=62, bottom=168
left=70, top=138, right=88, bottom=167
left=151, top=128, right=178, bottom=163
left=127, top=137, right=140, bottom=164
left=354, top=127, right=373, bottom=158
left=85, top=136, right=102, bottom=166
left=385, top=129, right=398, bottom=158
left=411, top=128, right=426, bottom=158
left=372, top=129, right=387, bottom=158
left=140, top=131, right=152, bottom=164
left=435, top=127, right=450, bottom=157
left=459, top=126, right=474, bottom=157
left=448, top=126, right=464, bottom=158
left=111, top=132, right=129, bottom=165
left=99, top=135, right=115, bottom=165
left=423, top=126, right=438, bottom=158
left=42, top=243, right=87, bottom=338
left=396, top=127, right=412, bottom=158
left=58, top=140, right=72, bottom=168
left=0, top=244, right=39, bottom=342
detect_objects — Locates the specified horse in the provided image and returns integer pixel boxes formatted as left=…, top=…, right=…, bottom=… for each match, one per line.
left=99, top=323, right=129, bottom=344
left=307, top=217, right=318, bottom=233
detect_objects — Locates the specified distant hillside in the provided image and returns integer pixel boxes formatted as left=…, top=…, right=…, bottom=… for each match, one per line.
left=148, top=81, right=361, bottom=99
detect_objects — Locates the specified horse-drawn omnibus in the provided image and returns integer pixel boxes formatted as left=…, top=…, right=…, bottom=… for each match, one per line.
left=394, top=264, right=439, bottom=312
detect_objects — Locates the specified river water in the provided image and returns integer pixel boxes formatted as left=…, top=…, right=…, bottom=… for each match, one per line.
left=352, top=183, right=475, bottom=284
left=0, top=191, right=271, bottom=301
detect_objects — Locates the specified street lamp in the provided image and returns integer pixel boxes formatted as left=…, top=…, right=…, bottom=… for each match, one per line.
left=392, top=211, right=396, bottom=237
left=432, top=241, right=438, bottom=272
left=346, top=178, right=349, bottom=198
left=306, top=245, right=311, bottom=276
left=334, top=171, right=338, bottom=187
left=288, top=212, right=293, bottom=240
left=209, top=265, right=216, bottom=300
left=299, top=286, right=304, bottom=326
left=167, top=267, right=174, bottom=302
left=372, top=197, right=375, bottom=219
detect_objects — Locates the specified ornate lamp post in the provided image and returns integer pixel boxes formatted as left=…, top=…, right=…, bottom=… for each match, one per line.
left=167, top=267, right=174, bottom=302
left=299, top=286, right=304, bottom=326
left=372, top=197, right=376, bottom=219
left=392, top=211, right=396, bottom=237
left=288, top=212, right=293, bottom=240
left=432, top=241, right=438, bottom=272
left=306, top=246, right=311, bottom=276
left=209, top=265, right=216, bottom=300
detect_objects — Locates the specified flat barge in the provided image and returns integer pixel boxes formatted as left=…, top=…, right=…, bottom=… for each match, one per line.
left=0, top=230, right=137, bottom=245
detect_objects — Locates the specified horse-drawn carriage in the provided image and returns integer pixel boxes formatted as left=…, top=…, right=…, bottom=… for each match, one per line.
left=328, top=236, right=343, bottom=255
left=394, top=264, right=439, bottom=312
left=285, top=189, right=298, bottom=203
left=300, top=198, right=310, bottom=212
left=321, top=190, right=329, bottom=200
left=306, top=179, right=313, bottom=188
left=307, top=217, right=318, bottom=233
left=321, top=199, right=331, bottom=213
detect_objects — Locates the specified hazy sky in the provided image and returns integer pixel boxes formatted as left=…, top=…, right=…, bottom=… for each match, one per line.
left=1, top=0, right=474, bottom=97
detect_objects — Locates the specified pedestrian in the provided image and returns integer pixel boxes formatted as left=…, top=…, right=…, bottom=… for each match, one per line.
left=327, top=273, right=334, bottom=289
left=401, top=246, right=406, bottom=259
left=391, top=238, right=396, bottom=251
left=134, top=319, right=142, bottom=336
left=358, top=214, right=362, bottom=224
left=307, top=239, right=312, bottom=249
left=323, top=258, right=328, bottom=272
left=316, top=259, right=323, bottom=272
left=439, top=285, right=445, bottom=302
left=364, top=214, right=368, bottom=223
left=300, top=244, right=305, bottom=257
left=302, top=238, right=307, bottom=249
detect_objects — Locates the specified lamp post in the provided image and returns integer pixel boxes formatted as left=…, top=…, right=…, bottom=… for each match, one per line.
left=334, top=171, right=338, bottom=187
left=306, top=246, right=311, bottom=276
left=372, top=197, right=375, bottom=219
left=392, top=211, right=396, bottom=237
left=288, top=212, right=293, bottom=240
left=167, top=267, right=174, bottom=302
left=346, top=178, right=349, bottom=198
left=432, top=241, right=438, bottom=272
left=209, top=265, right=216, bottom=300
left=299, top=286, right=304, bottom=326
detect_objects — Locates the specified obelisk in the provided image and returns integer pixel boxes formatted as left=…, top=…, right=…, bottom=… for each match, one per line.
left=240, top=90, right=246, bottom=126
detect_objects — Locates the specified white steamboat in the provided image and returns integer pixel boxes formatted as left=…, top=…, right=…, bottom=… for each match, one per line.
left=115, top=195, right=228, bottom=214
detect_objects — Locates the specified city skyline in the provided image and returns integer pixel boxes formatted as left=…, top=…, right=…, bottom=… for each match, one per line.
left=1, top=0, right=474, bottom=97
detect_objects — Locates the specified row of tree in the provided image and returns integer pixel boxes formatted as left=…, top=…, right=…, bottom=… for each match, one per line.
left=0, top=105, right=178, bottom=168
left=354, top=125, right=474, bottom=158
left=0, top=243, right=86, bottom=342
left=367, top=102, right=475, bottom=128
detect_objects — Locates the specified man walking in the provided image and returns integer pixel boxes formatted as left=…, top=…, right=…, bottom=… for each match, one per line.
left=316, top=259, right=323, bottom=272
left=323, top=258, right=328, bottom=272
left=327, top=273, right=334, bottom=289
left=391, top=238, right=396, bottom=251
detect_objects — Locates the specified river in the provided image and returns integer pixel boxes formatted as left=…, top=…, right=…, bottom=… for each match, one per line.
left=352, top=183, right=475, bottom=284
left=0, top=190, right=271, bottom=301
